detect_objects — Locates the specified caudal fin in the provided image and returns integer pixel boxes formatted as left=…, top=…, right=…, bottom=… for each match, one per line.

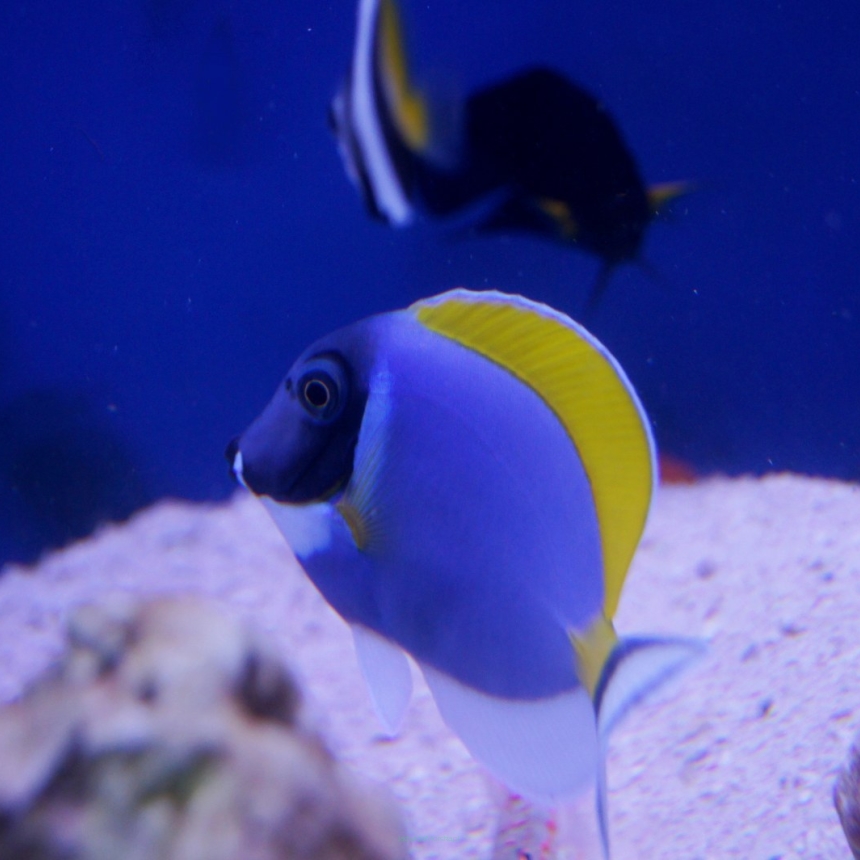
left=583, top=631, right=705, bottom=858
left=595, top=635, right=705, bottom=740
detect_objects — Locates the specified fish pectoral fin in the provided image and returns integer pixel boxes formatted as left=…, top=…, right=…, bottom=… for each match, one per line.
left=351, top=624, right=413, bottom=735
left=337, top=367, right=393, bottom=552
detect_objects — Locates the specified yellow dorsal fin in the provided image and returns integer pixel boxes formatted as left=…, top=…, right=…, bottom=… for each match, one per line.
left=412, top=289, right=655, bottom=618
left=570, top=614, right=618, bottom=698
left=376, top=0, right=429, bottom=152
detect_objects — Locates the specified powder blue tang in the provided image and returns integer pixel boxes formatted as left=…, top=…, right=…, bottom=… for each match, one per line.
left=228, top=289, right=701, bottom=858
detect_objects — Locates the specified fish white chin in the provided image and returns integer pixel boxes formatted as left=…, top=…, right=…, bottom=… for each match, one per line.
left=231, top=450, right=246, bottom=488
left=261, top=497, right=334, bottom=558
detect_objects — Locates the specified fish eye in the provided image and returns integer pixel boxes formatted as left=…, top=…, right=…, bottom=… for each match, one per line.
left=304, top=377, right=331, bottom=409
left=296, top=355, right=347, bottom=421
left=299, top=372, right=339, bottom=419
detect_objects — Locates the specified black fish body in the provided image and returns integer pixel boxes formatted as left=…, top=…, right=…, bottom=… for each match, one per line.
left=331, top=0, right=686, bottom=304
left=463, top=67, right=651, bottom=265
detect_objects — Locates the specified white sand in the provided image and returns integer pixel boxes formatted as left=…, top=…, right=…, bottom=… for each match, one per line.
left=0, top=474, right=858, bottom=858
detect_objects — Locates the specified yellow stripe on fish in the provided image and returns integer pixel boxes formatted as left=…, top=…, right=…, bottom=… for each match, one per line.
left=413, top=290, right=654, bottom=618
left=377, top=0, right=429, bottom=152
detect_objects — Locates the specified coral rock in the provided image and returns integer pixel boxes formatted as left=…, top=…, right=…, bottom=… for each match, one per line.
left=0, top=596, right=406, bottom=860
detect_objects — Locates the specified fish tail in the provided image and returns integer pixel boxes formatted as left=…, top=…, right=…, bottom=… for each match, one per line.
left=572, top=618, right=705, bottom=858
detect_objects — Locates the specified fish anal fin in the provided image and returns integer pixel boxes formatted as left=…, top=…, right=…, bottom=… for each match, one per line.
left=421, top=663, right=597, bottom=801
left=351, top=624, right=413, bottom=735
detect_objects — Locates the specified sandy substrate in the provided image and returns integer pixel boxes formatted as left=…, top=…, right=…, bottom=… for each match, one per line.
left=0, top=474, right=858, bottom=858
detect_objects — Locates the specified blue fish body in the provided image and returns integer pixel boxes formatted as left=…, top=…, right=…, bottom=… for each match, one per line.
left=229, top=289, right=702, bottom=857
left=293, top=309, right=603, bottom=700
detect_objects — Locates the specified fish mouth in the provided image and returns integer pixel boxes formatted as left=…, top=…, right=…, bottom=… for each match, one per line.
left=225, top=436, right=345, bottom=505
left=224, top=437, right=247, bottom=488
left=231, top=450, right=247, bottom=489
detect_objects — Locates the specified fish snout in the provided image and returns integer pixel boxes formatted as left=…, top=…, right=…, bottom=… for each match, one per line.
left=225, top=428, right=303, bottom=502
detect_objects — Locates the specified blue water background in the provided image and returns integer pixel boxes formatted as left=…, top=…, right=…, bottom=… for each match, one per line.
left=1, top=0, right=858, bottom=563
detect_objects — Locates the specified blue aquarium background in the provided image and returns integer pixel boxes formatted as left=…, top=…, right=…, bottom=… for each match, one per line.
left=1, top=0, right=857, bottom=564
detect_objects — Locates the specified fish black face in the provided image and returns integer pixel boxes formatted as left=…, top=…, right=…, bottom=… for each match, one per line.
left=229, top=352, right=367, bottom=504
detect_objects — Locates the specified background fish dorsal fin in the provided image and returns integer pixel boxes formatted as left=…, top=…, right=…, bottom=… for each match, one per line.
left=375, top=0, right=429, bottom=152
left=412, top=289, right=656, bottom=618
